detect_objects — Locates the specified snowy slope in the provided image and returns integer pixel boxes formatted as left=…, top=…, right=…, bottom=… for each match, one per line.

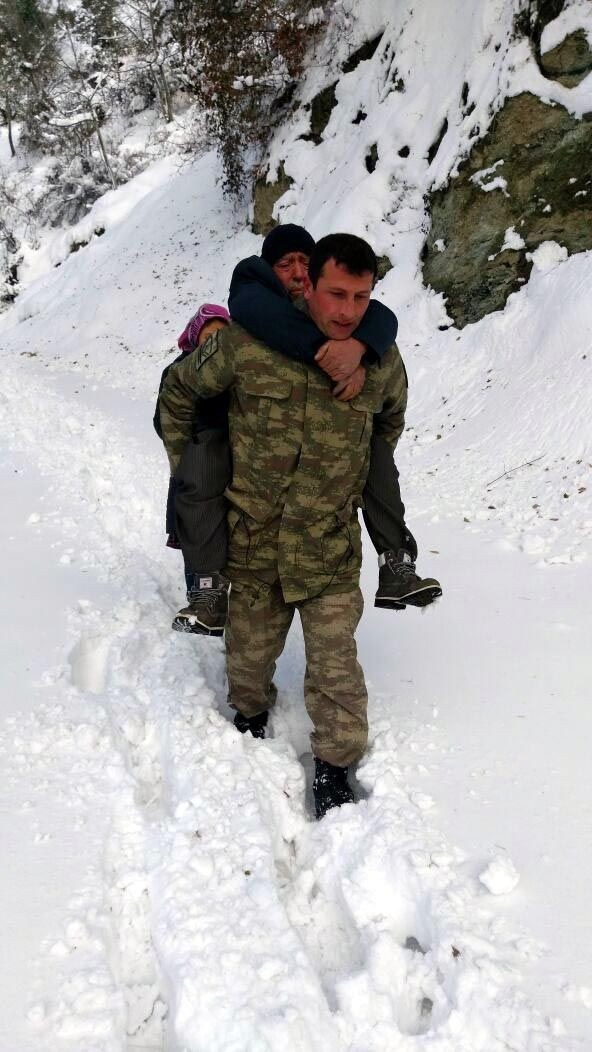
left=269, top=0, right=592, bottom=318
left=1, top=1, right=591, bottom=1050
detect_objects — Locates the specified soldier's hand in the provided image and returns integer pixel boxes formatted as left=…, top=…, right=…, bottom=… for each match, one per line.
left=315, top=338, right=366, bottom=382
left=333, top=365, right=366, bottom=401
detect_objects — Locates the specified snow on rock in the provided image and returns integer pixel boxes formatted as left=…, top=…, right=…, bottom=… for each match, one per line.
left=527, top=240, right=570, bottom=273
left=501, top=226, right=527, bottom=252
left=473, top=175, right=509, bottom=195
left=541, top=0, right=592, bottom=56
left=479, top=856, right=521, bottom=896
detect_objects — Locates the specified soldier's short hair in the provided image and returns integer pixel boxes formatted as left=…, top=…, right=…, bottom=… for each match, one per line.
left=308, top=233, right=377, bottom=288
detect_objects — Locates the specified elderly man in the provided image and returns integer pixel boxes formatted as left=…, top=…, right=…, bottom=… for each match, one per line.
left=159, top=234, right=410, bottom=817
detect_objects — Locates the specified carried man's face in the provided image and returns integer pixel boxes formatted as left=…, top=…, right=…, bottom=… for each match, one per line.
left=305, top=259, right=374, bottom=340
left=272, top=251, right=310, bottom=299
left=198, top=318, right=228, bottom=345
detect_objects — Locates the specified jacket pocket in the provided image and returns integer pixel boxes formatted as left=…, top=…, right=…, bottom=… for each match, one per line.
left=240, top=378, right=293, bottom=435
left=227, top=507, right=259, bottom=566
left=321, top=517, right=355, bottom=577
left=343, top=383, right=382, bottom=444
left=346, top=401, right=373, bottom=445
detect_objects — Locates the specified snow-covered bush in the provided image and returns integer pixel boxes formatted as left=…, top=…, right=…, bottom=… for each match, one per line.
left=33, top=148, right=146, bottom=228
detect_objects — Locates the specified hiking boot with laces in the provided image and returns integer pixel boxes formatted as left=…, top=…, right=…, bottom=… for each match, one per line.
left=172, top=572, right=229, bottom=636
left=312, top=758, right=355, bottom=819
left=233, top=710, right=268, bottom=739
left=374, top=549, right=442, bottom=610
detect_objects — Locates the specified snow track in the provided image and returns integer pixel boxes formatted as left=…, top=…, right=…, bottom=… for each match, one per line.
left=2, top=6, right=591, bottom=1028
left=0, top=363, right=579, bottom=1050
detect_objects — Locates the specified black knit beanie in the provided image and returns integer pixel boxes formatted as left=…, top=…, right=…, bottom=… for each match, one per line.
left=261, top=224, right=315, bottom=266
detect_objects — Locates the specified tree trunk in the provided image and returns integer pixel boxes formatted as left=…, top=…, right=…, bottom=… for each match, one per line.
left=147, top=5, right=174, bottom=122
left=92, top=109, right=117, bottom=189
left=158, top=64, right=174, bottom=122
left=6, top=108, right=16, bottom=157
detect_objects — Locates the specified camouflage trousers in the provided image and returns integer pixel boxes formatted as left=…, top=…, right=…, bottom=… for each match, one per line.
left=226, top=575, right=368, bottom=767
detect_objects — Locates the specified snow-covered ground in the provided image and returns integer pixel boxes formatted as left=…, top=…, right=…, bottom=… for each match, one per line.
left=1, top=2, right=591, bottom=1049
left=0, top=144, right=590, bottom=1052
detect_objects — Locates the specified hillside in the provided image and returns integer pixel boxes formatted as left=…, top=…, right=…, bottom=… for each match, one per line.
left=0, top=1, right=591, bottom=1050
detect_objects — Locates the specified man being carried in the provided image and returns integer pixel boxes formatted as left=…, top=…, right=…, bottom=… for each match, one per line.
left=159, top=234, right=413, bottom=818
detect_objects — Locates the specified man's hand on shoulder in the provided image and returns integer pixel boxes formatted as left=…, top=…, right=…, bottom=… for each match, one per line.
left=315, top=338, right=366, bottom=382
left=332, top=364, right=366, bottom=402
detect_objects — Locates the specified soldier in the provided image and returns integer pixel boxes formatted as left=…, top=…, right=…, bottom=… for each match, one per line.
left=159, top=234, right=412, bottom=818
left=229, top=229, right=442, bottom=612
left=159, top=223, right=440, bottom=636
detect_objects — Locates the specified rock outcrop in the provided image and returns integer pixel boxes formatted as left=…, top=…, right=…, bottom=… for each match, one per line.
left=252, top=163, right=294, bottom=235
left=540, top=29, right=592, bottom=86
left=423, top=92, right=592, bottom=327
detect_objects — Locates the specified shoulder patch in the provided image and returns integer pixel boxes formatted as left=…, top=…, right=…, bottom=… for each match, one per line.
left=196, top=329, right=221, bottom=369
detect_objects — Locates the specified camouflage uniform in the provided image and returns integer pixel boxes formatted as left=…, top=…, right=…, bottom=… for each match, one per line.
left=159, top=319, right=407, bottom=765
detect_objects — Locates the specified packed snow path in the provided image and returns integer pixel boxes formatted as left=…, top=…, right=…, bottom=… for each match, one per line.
left=0, top=140, right=591, bottom=1048
left=2, top=361, right=588, bottom=1052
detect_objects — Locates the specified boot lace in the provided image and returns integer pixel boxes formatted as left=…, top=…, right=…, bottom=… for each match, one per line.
left=385, top=552, right=417, bottom=577
left=187, top=586, right=223, bottom=611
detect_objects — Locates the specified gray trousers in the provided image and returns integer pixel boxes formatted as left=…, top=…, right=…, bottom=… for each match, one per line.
left=173, top=430, right=416, bottom=575
left=173, top=429, right=231, bottom=573
left=363, top=434, right=418, bottom=560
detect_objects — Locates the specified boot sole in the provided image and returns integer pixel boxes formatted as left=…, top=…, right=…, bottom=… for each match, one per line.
left=374, top=598, right=406, bottom=611
left=375, top=585, right=442, bottom=610
left=171, top=617, right=225, bottom=637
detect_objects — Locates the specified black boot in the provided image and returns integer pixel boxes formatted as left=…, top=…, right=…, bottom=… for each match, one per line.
left=374, top=549, right=442, bottom=610
left=233, top=710, right=268, bottom=739
left=312, top=758, right=354, bottom=819
left=172, top=572, right=229, bottom=636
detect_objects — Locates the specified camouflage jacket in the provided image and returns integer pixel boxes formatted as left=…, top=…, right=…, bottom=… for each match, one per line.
left=159, top=321, right=407, bottom=602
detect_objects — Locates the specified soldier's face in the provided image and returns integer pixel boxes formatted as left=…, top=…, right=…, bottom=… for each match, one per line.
left=305, top=259, right=374, bottom=339
left=272, top=251, right=310, bottom=299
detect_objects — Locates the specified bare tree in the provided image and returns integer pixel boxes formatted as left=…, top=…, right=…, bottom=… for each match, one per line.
left=171, top=0, right=326, bottom=197
left=0, top=0, right=58, bottom=157
left=116, top=0, right=177, bottom=122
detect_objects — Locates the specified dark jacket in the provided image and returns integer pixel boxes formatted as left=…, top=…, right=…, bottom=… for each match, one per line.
left=228, top=256, right=398, bottom=363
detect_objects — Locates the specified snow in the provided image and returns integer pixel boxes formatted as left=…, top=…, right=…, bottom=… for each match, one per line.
left=47, top=113, right=95, bottom=128
left=0, top=125, right=18, bottom=163
left=527, top=241, right=569, bottom=273
left=17, top=155, right=180, bottom=287
left=474, top=175, right=508, bottom=194
left=479, top=857, right=521, bottom=896
left=470, top=163, right=509, bottom=196
left=541, top=0, right=592, bottom=55
left=501, top=226, right=527, bottom=252
left=1, top=1, right=591, bottom=1049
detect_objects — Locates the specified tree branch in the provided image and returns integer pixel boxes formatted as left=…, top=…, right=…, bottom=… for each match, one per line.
left=486, top=454, right=545, bottom=487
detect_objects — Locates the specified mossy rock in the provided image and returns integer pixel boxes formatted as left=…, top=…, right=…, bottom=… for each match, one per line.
left=252, top=163, right=294, bottom=235
left=540, top=29, right=592, bottom=87
left=376, top=255, right=393, bottom=280
left=423, top=92, right=592, bottom=327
